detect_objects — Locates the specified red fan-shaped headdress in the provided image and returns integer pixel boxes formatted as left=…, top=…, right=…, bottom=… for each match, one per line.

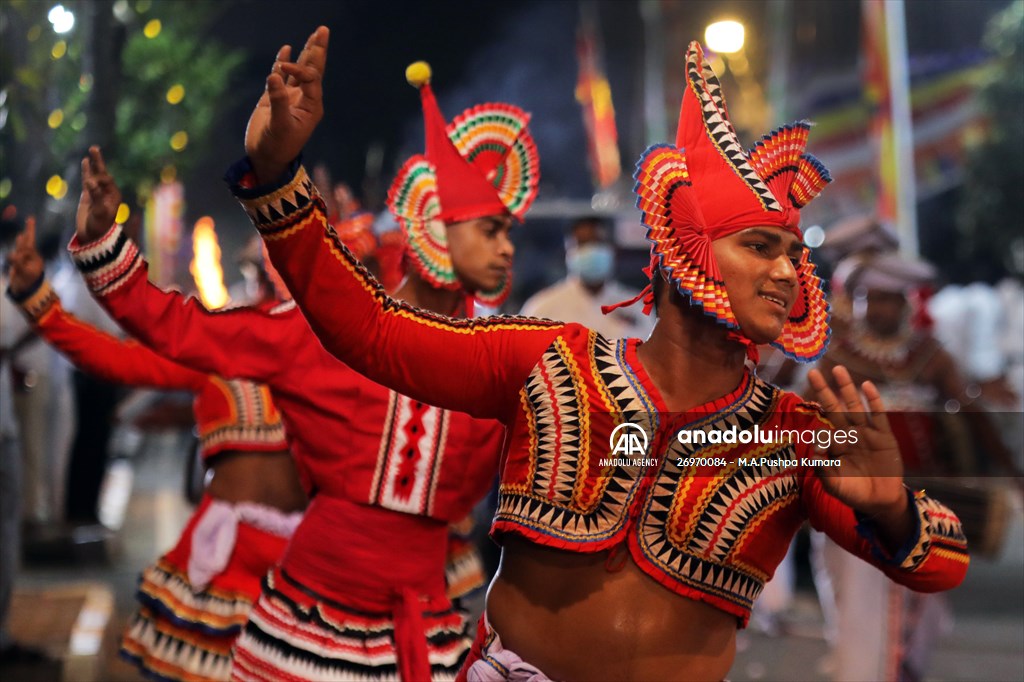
left=610, top=42, right=832, bottom=362
left=386, top=62, right=540, bottom=307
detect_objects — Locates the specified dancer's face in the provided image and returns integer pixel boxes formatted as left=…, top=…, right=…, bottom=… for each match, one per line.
left=446, top=214, right=515, bottom=292
left=711, top=227, right=803, bottom=344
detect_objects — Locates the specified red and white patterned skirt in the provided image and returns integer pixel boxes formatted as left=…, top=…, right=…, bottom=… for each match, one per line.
left=230, top=495, right=473, bottom=681
left=120, top=494, right=300, bottom=681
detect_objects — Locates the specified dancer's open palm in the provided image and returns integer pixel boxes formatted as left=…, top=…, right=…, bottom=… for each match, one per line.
left=807, top=365, right=907, bottom=517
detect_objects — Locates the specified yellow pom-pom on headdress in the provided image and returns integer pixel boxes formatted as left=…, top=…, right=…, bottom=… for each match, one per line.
left=406, top=61, right=432, bottom=88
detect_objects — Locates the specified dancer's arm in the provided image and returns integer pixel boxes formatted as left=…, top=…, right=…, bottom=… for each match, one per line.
left=236, top=26, right=563, bottom=421
left=231, top=162, right=563, bottom=421
left=69, top=148, right=304, bottom=386
left=6, top=218, right=206, bottom=391
left=12, top=279, right=207, bottom=392
left=801, top=472, right=968, bottom=592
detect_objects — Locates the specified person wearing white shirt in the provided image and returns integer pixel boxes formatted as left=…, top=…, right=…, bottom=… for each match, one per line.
left=520, top=216, right=654, bottom=340
left=0, top=269, right=59, bottom=528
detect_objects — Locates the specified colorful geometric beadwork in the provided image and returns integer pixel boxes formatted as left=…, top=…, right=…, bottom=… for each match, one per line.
left=634, top=144, right=738, bottom=329
left=386, top=155, right=459, bottom=290
left=448, top=103, right=540, bottom=219
left=684, top=43, right=781, bottom=212
left=770, top=249, right=831, bottom=361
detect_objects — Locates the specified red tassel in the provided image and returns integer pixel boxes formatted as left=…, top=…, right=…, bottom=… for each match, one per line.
left=602, top=262, right=656, bottom=317
left=601, top=284, right=654, bottom=317
left=727, top=331, right=761, bottom=365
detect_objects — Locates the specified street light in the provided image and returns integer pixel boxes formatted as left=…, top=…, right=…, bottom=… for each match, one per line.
left=803, top=225, right=825, bottom=249
left=48, top=5, right=75, bottom=34
left=705, top=20, right=744, bottom=54
left=705, top=19, right=770, bottom=135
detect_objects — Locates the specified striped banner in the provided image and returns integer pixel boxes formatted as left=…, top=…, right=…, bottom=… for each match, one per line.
left=576, top=11, right=621, bottom=190
left=862, top=0, right=918, bottom=255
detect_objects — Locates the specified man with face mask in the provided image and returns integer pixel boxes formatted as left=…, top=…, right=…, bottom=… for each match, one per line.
left=521, top=216, right=654, bottom=339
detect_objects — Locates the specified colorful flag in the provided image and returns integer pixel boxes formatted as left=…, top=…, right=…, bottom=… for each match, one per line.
left=576, top=15, right=621, bottom=190
left=145, top=180, right=184, bottom=287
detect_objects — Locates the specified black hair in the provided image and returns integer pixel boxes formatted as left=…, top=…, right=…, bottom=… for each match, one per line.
left=651, top=268, right=666, bottom=315
left=566, top=215, right=611, bottom=238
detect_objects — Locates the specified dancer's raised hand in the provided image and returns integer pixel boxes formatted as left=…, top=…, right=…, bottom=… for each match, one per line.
left=7, top=217, right=44, bottom=295
left=245, top=26, right=329, bottom=184
left=77, top=146, right=122, bottom=245
left=807, top=365, right=911, bottom=539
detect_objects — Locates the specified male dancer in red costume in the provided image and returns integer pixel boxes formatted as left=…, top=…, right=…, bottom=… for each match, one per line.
left=7, top=218, right=304, bottom=681
left=242, top=27, right=969, bottom=680
left=68, top=37, right=540, bottom=680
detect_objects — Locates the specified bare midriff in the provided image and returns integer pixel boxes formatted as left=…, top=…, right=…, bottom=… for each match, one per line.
left=206, top=450, right=307, bottom=512
left=487, top=535, right=737, bottom=681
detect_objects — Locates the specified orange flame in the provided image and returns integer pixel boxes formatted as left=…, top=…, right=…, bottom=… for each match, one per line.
left=189, top=217, right=229, bottom=309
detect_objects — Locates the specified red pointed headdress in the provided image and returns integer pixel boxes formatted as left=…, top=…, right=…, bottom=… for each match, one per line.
left=387, top=62, right=540, bottom=307
left=619, top=42, right=832, bottom=362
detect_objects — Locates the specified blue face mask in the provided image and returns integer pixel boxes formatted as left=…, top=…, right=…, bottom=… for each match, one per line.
left=567, top=243, right=615, bottom=285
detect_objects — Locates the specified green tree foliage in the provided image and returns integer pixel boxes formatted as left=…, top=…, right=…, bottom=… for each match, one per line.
left=113, top=3, right=244, bottom=198
left=1, top=0, right=243, bottom=220
left=956, top=0, right=1024, bottom=281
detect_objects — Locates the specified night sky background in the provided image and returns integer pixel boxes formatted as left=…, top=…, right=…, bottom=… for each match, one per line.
left=189, top=1, right=592, bottom=231
left=6, top=0, right=1007, bottom=298
left=178, top=0, right=1008, bottom=299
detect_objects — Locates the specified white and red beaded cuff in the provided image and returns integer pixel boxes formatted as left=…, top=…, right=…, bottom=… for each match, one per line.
left=68, top=223, right=143, bottom=296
